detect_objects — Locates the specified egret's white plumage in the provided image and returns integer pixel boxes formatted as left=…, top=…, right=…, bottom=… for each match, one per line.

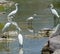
left=8, top=3, right=18, bottom=17
left=50, top=4, right=59, bottom=18
left=11, top=22, right=21, bottom=31
left=7, top=3, right=18, bottom=21
left=18, top=33, right=23, bottom=45
left=27, top=17, right=33, bottom=20
left=2, top=22, right=11, bottom=32
left=26, top=14, right=37, bottom=21
left=2, top=21, right=21, bottom=32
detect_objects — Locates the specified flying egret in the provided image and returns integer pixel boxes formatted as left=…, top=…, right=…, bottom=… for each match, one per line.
left=50, top=4, right=59, bottom=18
left=2, top=22, right=11, bottom=32
left=7, top=3, right=18, bottom=21
left=18, top=33, right=23, bottom=47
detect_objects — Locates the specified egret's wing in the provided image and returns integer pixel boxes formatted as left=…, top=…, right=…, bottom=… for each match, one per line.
left=27, top=17, right=33, bottom=20
left=12, top=22, right=21, bottom=31
left=2, top=22, right=11, bottom=32
left=51, top=9, right=59, bottom=18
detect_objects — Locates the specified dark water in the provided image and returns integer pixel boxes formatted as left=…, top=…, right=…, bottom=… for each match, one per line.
left=0, top=0, right=60, bottom=54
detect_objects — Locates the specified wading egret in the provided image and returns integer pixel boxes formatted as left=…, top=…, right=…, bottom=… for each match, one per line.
left=2, top=22, right=11, bottom=32
left=27, top=17, right=33, bottom=21
left=18, top=33, right=23, bottom=47
left=50, top=4, right=59, bottom=18
left=7, top=3, right=18, bottom=21
left=12, top=22, right=23, bottom=46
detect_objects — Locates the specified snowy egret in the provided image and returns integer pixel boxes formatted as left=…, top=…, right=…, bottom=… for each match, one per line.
left=7, top=3, right=18, bottom=21
left=2, top=22, right=11, bottom=32
left=18, top=33, right=23, bottom=46
left=50, top=4, right=59, bottom=18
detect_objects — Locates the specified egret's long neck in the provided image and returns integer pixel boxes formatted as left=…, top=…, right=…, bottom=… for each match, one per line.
left=50, top=5, right=53, bottom=9
left=50, top=6, right=53, bottom=11
left=15, top=5, right=18, bottom=11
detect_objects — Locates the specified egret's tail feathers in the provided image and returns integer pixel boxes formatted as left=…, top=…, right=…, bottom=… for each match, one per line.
left=2, top=22, right=11, bottom=32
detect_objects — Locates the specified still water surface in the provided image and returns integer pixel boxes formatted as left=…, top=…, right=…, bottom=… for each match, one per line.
left=0, top=0, right=60, bottom=54
left=0, top=37, right=48, bottom=54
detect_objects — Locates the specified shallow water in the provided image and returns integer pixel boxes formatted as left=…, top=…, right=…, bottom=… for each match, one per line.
left=0, top=37, right=48, bottom=54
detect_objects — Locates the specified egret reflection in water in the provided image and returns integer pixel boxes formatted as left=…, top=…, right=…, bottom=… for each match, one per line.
left=26, top=14, right=37, bottom=36
left=0, top=41, right=10, bottom=52
left=19, top=48, right=23, bottom=54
